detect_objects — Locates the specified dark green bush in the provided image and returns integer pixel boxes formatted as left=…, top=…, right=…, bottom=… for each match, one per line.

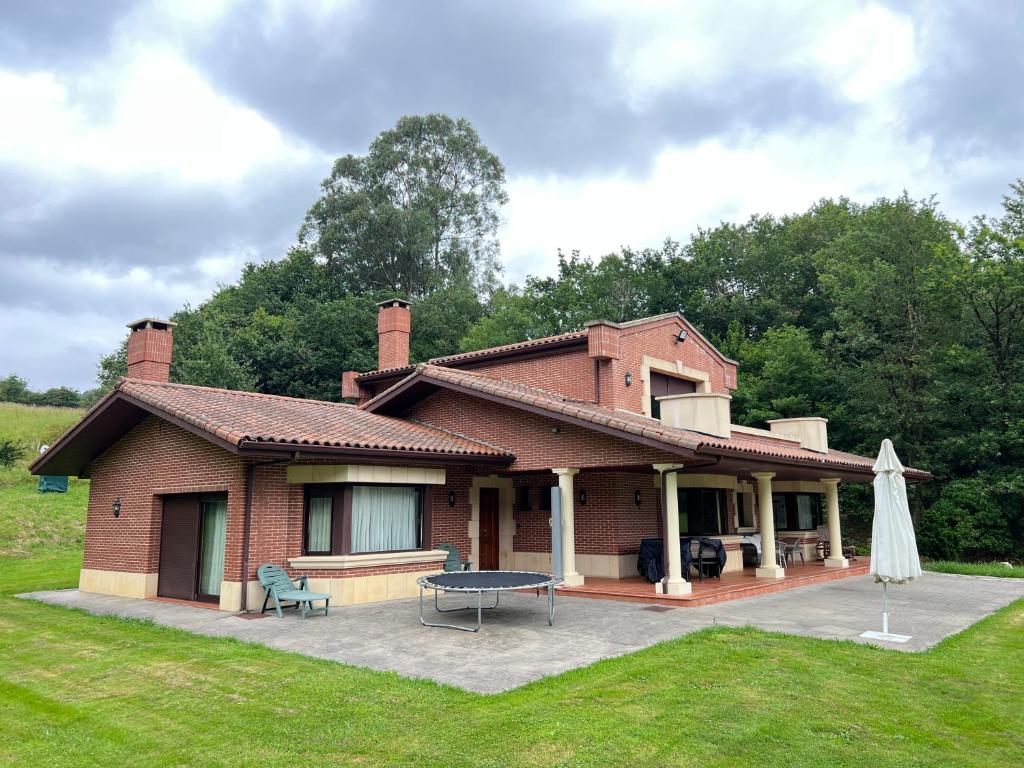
left=0, top=437, right=26, bottom=467
left=919, top=478, right=1022, bottom=562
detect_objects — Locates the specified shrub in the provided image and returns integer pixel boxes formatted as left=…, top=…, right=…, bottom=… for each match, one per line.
left=919, top=478, right=1021, bottom=562
left=0, top=437, right=26, bottom=467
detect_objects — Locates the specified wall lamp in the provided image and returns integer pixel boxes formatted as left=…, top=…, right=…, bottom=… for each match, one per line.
left=676, top=329, right=688, bottom=343
left=578, top=490, right=587, bottom=505
left=447, top=490, right=456, bottom=507
left=112, top=498, right=122, bottom=518
left=634, top=490, right=642, bottom=507
left=624, top=372, right=633, bottom=387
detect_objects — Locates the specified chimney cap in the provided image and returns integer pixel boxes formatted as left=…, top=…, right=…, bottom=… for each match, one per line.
left=127, top=317, right=177, bottom=331
left=375, top=298, right=412, bottom=309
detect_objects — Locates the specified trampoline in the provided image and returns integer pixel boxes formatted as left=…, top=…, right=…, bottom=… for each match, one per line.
left=417, top=570, right=561, bottom=632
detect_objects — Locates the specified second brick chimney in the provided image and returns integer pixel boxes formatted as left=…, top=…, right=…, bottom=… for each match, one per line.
left=126, top=318, right=175, bottom=382
left=376, top=299, right=412, bottom=370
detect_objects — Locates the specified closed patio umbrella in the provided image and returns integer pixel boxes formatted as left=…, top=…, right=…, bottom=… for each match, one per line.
left=862, top=439, right=922, bottom=643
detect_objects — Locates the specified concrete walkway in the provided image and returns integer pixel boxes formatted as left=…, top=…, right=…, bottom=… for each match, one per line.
left=21, top=571, right=1024, bottom=694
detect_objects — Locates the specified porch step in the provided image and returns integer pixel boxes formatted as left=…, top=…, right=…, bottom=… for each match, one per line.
left=559, top=560, right=871, bottom=607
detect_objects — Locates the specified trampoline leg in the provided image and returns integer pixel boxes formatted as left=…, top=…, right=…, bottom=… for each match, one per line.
left=548, top=584, right=555, bottom=625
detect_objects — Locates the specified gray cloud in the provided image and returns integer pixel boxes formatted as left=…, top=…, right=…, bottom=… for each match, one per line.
left=0, top=0, right=138, bottom=68
left=904, top=2, right=1024, bottom=158
left=0, top=164, right=320, bottom=274
left=190, top=0, right=849, bottom=176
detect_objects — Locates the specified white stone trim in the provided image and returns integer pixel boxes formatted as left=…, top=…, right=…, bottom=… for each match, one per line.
left=286, top=465, right=446, bottom=485
left=640, top=354, right=712, bottom=416
left=288, top=549, right=448, bottom=569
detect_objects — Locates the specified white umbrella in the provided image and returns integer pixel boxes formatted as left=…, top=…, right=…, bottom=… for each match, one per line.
left=862, top=439, right=922, bottom=643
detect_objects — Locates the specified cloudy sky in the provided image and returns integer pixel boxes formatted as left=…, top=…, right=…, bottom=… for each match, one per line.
left=1, top=0, right=1020, bottom=391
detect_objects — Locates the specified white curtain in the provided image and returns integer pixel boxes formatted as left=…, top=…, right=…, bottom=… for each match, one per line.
left=797, top=495, right=815, bottom=529
left=307, top=497, right=332, bottom=552
left=198, top=500, right=227, bottom=596
left=351, top=486, right=418, bottom=553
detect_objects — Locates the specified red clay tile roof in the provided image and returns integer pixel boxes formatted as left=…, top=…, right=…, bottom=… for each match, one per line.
left=428, top=331, right=588, bottom=365
left=117, top=378, right=511, bottom=457
left=369, top=365, right=928, bottom=478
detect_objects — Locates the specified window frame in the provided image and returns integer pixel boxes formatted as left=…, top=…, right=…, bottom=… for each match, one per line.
left=302, top=483, right=428, bottom=556
left=677, top=488, right=727, bottom=536
left=771, top=492, right=824, bottom=531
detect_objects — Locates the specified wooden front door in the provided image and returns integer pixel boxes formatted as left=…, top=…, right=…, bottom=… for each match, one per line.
left=478, top=487, right=500, bottom=570
left=157, top=495, right=201, bottom=600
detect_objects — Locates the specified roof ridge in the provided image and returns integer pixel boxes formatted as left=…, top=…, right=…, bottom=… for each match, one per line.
left=118, top=378, right=356, bottom=408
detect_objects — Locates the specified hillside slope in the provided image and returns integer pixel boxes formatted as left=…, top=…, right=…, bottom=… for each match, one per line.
left=0, top=403, right=88, bottom=556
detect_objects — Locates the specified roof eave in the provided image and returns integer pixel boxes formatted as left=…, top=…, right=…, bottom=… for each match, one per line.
left=236, top=440, right=514, bottom=465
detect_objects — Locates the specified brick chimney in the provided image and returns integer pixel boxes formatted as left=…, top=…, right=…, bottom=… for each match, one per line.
left=376, top=299, right=412, bottom=370
left=126, top=318, right=175, bottom=382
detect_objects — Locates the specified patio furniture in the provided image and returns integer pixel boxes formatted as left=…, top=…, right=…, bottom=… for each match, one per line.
left=779, top=537, right=805, bottom=567
left=815, top=526, right=858, bottom=560
left=417, top=570, right=561, bottom=632
left=687, top=538, right=704, bottom=581
left=438, top=542, right=471, bottom=572
left=257, top=564, right=331, bottom=618
left=696, top=537, right=726, bottom=579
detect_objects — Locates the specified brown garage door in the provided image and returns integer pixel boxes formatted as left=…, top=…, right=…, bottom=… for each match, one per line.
left=157, top=496, right=201, bottom=600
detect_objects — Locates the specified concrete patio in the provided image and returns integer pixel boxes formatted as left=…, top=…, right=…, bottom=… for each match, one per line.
left=21, top=571, right=1024, bottom=694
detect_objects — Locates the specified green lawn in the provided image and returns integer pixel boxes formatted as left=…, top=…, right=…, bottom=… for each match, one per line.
left=923, top=560, right=1023, bottom=578
left=0, top=404, right=1022, bottom=766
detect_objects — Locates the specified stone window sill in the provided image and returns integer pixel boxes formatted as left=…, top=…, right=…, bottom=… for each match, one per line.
left=288, top=550, right=448, bottom=569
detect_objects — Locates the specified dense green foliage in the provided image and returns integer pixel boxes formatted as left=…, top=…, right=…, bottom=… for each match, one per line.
left=0, top=373, right=96, bottom=408
left=23, top=115, right=1024, bottom=561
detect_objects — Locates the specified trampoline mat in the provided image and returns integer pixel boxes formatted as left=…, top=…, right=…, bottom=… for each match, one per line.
left=421, top=571, right=556, bottom=591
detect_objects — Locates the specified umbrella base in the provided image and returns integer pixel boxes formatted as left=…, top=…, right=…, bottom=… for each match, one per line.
left=860, top=630, right=912, bottom=643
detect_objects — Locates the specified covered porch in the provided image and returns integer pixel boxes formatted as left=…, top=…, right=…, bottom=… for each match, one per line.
left=560, top=557, right=870, bottom=607
left=502, top=459, right=864, bottom=601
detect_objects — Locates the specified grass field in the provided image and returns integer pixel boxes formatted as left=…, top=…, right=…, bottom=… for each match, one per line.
left=0, top=403, right=1022, bottom=766
left=0, top=402, right=87, bottom=556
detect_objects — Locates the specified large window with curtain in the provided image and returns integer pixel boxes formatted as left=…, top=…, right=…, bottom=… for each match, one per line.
left=303, top=485, right=425, bottom=556
left=771, top=493, right=824, bottom=531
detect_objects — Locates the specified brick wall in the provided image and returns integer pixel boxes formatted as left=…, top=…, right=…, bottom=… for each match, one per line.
left=407, top=389, right=682, bottom=471
left=84, top=416, right=245, bottom=575
left=461, top=347, right=596, bottom=400
left=511, top=471, right=663, bottom=555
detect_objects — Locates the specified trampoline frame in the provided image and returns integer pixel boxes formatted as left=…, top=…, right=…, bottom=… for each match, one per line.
left=416, top=570, right=561, bottom=632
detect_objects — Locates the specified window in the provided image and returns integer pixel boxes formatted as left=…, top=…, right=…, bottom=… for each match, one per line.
left=737, top=491, right=754, bottom=528
left=771, top=493, right=824, bottom=531
left=677, top=488, right=726, bottom=536
left=516, top=485, right=532, bottom=511
left=537, top=486, right=553, bottom=511
left=649, top=372, right=697, bottom=418
left=303, top=485, right=424, bottom=555
left=305, top=495, right=333, bottom=554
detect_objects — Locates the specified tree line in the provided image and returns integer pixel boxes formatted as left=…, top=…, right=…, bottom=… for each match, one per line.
left=5, top=114, right=1021, bottom=562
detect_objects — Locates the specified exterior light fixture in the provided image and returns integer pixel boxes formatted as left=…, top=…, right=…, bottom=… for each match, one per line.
left=624, top=372, right=633, bottom=386
left=634, top=490, right=642, bottom=506
left=676, top=329, right=688, bottom=343
left=578, top=490, right=587, bottom=505
left=112, top=498, right=122, bottom=518
left=551, top=426, right=561, bottom=434
left=448, top=490, right=456, bottom=507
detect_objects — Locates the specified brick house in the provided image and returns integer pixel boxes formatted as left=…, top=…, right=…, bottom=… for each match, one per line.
left=32, top=303, right=928, bottom=611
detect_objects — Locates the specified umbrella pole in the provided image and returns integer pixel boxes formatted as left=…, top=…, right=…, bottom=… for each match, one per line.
left=882, top=581, right=889, bottom=635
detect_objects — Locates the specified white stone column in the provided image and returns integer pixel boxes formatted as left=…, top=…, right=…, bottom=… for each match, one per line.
left=654, top=464, right=691, bottom=595
left=822, top=478, right=849, bottom=568
left=753, top=472, right=785, bottom=578
left=552, top=468, right=584, bottom=586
